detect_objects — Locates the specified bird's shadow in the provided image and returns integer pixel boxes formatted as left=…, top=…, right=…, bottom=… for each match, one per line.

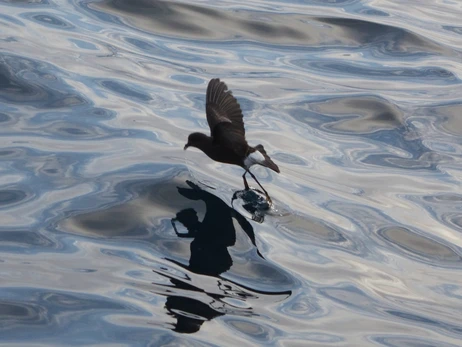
left=172, top=180, right=265, bottom=271
left=160, top=180, right=291, bottom=333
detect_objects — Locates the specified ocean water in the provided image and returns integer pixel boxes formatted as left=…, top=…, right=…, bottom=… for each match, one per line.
left=1, top=0, right=462, bottom=345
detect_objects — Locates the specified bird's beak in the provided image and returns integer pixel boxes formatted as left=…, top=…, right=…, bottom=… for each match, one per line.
left=184, top=143, right=189, bottom=150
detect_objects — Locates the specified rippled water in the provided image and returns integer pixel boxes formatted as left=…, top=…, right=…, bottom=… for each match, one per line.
left=1, top=0, right=462, bottom=345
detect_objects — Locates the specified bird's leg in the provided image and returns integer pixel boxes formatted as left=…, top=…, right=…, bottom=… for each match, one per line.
left=242, top=170, right=250, bottom=190
left=248, top=170, right=272, bottom=204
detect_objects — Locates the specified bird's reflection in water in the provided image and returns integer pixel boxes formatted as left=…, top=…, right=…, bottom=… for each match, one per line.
left=231, top=188, right=271, bottom=223
left=171, top=181, right=264, bottom=274
left=156, top=180, right=291, bottom=334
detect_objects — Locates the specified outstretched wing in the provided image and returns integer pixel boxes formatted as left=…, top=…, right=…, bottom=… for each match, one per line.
left=205, top=78, right=248, bottom=156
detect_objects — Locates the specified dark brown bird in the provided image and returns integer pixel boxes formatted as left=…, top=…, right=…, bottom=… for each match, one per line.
left=184, top=78, right=280, bottom=202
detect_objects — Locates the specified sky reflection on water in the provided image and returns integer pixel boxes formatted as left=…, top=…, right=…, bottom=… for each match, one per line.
left=1, top=0, right=462, bottom=345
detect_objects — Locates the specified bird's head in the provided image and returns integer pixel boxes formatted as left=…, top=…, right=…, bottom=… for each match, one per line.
left=184, top=132, right=210, bottom=150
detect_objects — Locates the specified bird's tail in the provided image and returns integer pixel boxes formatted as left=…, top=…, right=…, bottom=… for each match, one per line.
left=255, top=144, right=280, bottom=173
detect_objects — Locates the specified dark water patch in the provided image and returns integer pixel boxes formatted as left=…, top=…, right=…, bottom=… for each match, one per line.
left=0, top=53, right=89, bottom=108
left=0, top=148, right=24, bottom=158
left=66, top=207, right=150, bottom=238
left=0, top=150, right=16, bottom=157
left=92, top=0, right=449, bottom=56
left=318, top=17, right=455, bottom=57
left=0, top=112, right=12, bottom=123
left=239, top=18, right=307, bottom=40
left=0, top=189, right=30, bottom=208
left=58, top=176, right=203, bottom=240
left=94, top=0, right=212, bottom=36
left=0, top=56, right=46, bottom=103
left=377, top=227, right=462, bottom=265
left=90, top=1, right=312, bottom=45
left=57, top=126, right=91, bottom=136
left=0, top=301, right=48, bottom=327
left=87, top=107, right=116, bottom=120
left=24, top=13, right=74, bottom=29
left=310, top=95, right=403, bottom=134
left=0, top=230, right=55, bottom=252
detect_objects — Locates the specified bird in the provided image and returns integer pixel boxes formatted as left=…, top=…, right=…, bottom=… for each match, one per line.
left=184, top=78, right=280, bottom=203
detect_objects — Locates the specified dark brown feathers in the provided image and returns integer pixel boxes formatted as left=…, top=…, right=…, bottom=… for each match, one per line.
left=206, top=78, right=248, bottom=157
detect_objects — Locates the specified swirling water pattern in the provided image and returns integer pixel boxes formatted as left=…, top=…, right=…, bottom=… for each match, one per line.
left=1, top=0, right=462, bottom=345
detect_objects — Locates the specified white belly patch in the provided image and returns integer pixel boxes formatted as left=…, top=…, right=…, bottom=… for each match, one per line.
left=244, top=150, right=265, bottom=169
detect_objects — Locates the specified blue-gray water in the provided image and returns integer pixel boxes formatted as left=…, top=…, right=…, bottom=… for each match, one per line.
left=1, top=0, right=462, bottom=346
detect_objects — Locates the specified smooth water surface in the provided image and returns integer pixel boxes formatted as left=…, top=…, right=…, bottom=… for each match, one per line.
left=1, top=0, right=462, bottom=345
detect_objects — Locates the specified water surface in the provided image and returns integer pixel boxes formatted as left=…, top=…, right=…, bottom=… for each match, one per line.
left=1, top=0, right=462, bottom=345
